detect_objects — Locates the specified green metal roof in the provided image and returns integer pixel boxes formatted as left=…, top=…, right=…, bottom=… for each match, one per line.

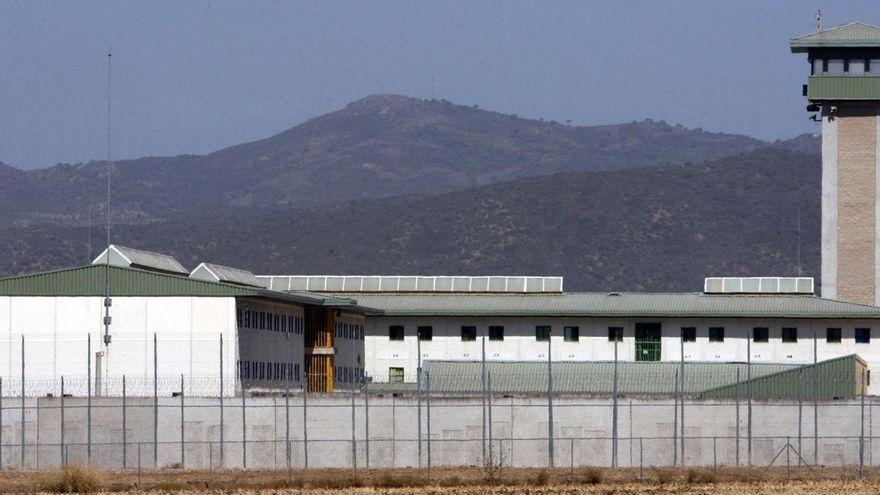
left=0, top=264, right=376, bottom=312
left=807, top=75, right=880, bottom=100
left=700, top=354, right=866, bottom=400
left=369, top=358, right=863, bottom=399
left=347, top=292, right=880, bottom=319
left=368, top=360, right=796, bottom=396
left=791, top=22, right=880, bottom=52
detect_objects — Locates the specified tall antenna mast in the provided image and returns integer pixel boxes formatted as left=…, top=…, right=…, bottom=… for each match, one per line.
left=816, top=10, right=823, bottom=32
left=103, top=48, right=113, bottom=347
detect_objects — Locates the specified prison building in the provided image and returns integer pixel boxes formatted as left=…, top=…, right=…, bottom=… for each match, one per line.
left=0, top=246, right=374, bottom=396
left=256, top=275, right=880, bottom=394
left=791, top=22, right=880, bottom=305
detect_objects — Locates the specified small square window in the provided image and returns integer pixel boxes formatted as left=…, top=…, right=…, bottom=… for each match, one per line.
left=535, top=325, right=551, bottom=342
left=461, top=326, right=477, bottom=341
left=856, top=328, right=871, bottom=344
left=709, top=327, right=724, bottom=342
left=681, top=327, right=696, bottom=342
left=418, top=326, right=433, bottom=341
left=753, top=327, right=769, bottom=343
left=489, top=326, right=505, bottom=341
left=389, top=325, right=404, bottom=341
left=389, top=367, right=404, bottom=383
left=826, top=328, right=841, bottom=343
left=564, top=326, right=580, bottom=342
left=608, top=327, right=623, bottom=342
left=781, top=327, right=798, bottom=343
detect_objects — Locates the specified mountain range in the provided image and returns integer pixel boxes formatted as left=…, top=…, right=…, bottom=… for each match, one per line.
left=0, top=94, right=821, bottom=291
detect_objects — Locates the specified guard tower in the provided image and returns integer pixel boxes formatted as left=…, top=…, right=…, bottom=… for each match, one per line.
left=791, top=22, right=880, bottom=305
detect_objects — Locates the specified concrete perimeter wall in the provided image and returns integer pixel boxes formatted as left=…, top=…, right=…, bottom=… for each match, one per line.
left=0, top=394, right=876, bottom=470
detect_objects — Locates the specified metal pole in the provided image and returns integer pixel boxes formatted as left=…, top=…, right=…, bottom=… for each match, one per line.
left=21, top=334, right=25, bottom=469
left=364, top=378, right=370, bottom=468
left=350, top=343, right=357, bottom=478
left=713, top=436, right=717, bottom=472
left=153, top=333, right=158, bottom=465
left=673, top=370, right=679, bottom=466
left=180, top=374, right=185, bottom=468
left=813, top=327, right=818, bottom=465
left=122, top=375, right=127, bottom=469
left=639, top=437, right=643, bottom=480
left=241, top=378, right=247, bottom=469
left=488, top=370, right=493, bottom=465
left=735, top=368, right=740, bottom=467
left=747, top=327, right=752, bottom=466
left=612, top=334, right=618, bottom=468
left=219, top=333, right=224, bottom=461
left=417, top=327, right=423, bottom=469
left=798, top=367, right=803, bottom=465
left=548, top=326, right=554, bottom=468
left=87, top=334, right=92, bottom=464
left=426, top=370, right=432, bottom=477
left=680, top=331, right=685, bottom=466
left=285, top=333, right=291, bottom=474
left=302, top=384, right=308, bottom=469
left=570, top=438, right=574, bottom=482
left=481, top=326, right=486, bottom=466
left=60, top=376, right=65, bottom=466
left=861, top=370, right=866, bottom=477
left=137, top=444, right=141, bottom=486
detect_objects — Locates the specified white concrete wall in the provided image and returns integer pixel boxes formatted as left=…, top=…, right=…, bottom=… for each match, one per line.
left=0, top=296, right=239, bottom=396
left=333, top=312, right=367, bottom=390
left=365, top=316, right=880, bottom=392
left=235, top=299, right=305, bottom=392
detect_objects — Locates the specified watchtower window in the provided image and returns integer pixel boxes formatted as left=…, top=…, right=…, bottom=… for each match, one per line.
left=870, top=59, right=880, bottom=74
left=849, top=58, right=866, bottom=74
left=827, top=59, right=844, bottom=74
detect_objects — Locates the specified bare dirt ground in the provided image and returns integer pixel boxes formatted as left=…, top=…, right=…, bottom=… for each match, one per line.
left=3, top=465, right=880, bottom=493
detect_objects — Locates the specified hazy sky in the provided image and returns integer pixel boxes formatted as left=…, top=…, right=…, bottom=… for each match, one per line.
left=1, top=1, right=877, bottom=169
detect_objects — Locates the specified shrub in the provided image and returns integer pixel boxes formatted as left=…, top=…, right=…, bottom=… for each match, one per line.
left=686, top=468, right=717, bottom=484
left=657, top=469, right=675, bottom=484
left=532, top=469, right=550, bottom=486
left=374, top=473, right=429, bottom=488
left=581, top=466, right=603, bottom=485
left=39, top=465, right=102, bottom=494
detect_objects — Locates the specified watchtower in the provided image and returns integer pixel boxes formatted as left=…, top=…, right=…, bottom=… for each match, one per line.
left=791, top=22, right=880, bottom=305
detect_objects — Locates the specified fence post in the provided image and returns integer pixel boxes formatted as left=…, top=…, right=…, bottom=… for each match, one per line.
left=798, top=367, right=803, bottom=465
left=417, top=362, right=423, bottom=469
left=481, top=327, right=486, bottom=466
left=747, top=327, right=752, bottom=466
left=302, top=383, right=308, bottom=469
left=87, top=334, right=91, bottom=464
left=861, top=370, right=866, bottom=478
left=21, top=334, right=25, bottom=469
left=735, top=368, right=740, bottom=467
left=570, top=437, right=574, bottom=482
left=680, top=333, right=685, bottom=466
left=426, top=370, right=432, bottom=478
left=364, top=380, right=370, bottom=469
left=122, top=375, right=127, bottom=469
left=813, top=327, right=818, bottom=465
left=153, top=333, right=158, bottom=467
left=639, top=437, right=643, bottom=480
left=612, top=335, right=618, bottom=468
left=285, top=333, right=291, bottom=476
left=548, top=327, right=554, bottom=468
left=180, top=374, right=185, bottom=468
left=351, top=360, right=357, bottom=478
left=713, top=436, right=717, bottom=472
left=60, top=376, right=65, bottom=467
left=241, top=380, right=247, bottom=469
left=488, top=370, right=493, bottom=466
left=219, top=333, right=224, bottom=462
left=673, top=370, right=679, bottom=466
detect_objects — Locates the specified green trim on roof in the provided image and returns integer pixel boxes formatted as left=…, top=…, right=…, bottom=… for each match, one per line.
left=349, top=292, right=880, bottom=319
left=791, top=22, right=880, bottom=52
left=0, top=265, right=376, bottom=313
left=807, top=75, right=880, bottom=100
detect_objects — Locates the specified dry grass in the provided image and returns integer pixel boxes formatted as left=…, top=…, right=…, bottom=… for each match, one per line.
left=1, top=465, right=879, bottom=494
left=38, top=465, right=102, bottom=493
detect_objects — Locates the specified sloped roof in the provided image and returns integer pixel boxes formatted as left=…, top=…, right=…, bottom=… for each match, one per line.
left=347, top=292, right=880, bottom=319
left=369, top=360, right=797, bottom=395
left=92, top=245, right=188, bottom=275
left=0, top=264, right=376, bottom=313
left=191, top=263, right=262, bottom=287
left=791, top=22, right=880, bottom=51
